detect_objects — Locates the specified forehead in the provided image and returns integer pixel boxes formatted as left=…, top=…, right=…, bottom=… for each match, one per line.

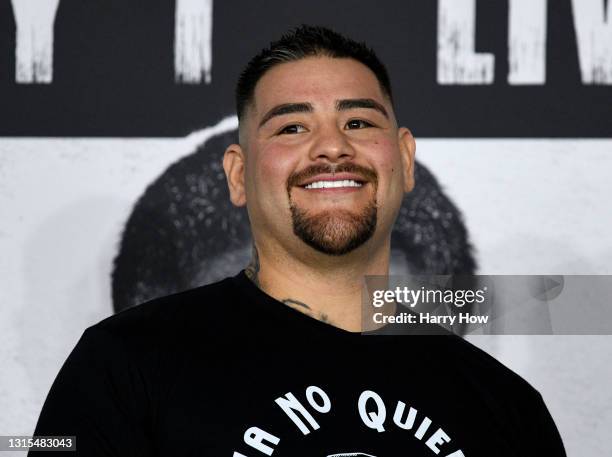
left=251, top=56, right=387, bottom=114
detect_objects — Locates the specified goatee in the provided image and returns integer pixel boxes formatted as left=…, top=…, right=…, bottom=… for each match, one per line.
left=289, top=199, right=377, bottom=256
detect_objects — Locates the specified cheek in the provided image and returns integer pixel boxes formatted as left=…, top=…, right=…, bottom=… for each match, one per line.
left=368, top=138, right=403, bottom=185
left=252, top=144, right=298, bottom=200
left=365, top=139, right=406, bottom=214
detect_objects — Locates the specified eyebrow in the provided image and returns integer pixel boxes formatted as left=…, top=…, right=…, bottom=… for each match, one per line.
left=257, top=98, right=389, bottom=129
left=258, top=103, right=313, bottom=128
left=336, top=98, right=389, bottom=118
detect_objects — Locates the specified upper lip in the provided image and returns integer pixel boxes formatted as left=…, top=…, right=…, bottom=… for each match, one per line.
left=298, top=173, right=367, bottom=187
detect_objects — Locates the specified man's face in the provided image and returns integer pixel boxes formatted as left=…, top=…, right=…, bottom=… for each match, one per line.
left=230, top=56, right=414, bottom=259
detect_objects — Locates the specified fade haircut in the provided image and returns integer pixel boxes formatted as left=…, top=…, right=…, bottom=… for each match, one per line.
left=235, top=25, right=394, bottom=125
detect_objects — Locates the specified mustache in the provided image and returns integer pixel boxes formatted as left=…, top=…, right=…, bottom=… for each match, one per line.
left=286, top=162, right=378, bottom=192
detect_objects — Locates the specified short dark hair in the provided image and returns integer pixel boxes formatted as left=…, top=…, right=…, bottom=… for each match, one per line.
left=235, top=25, right=394, bottom=123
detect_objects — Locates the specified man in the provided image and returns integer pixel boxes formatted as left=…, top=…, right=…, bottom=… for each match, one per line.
left=31, top=25, right=566, bottom=456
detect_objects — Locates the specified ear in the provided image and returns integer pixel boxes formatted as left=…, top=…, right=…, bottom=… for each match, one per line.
left=397, top=127, right=416, bottom=193
left=223, top=143, right=247, bottom=207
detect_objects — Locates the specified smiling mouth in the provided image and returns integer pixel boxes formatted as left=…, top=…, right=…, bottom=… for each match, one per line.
left=288, top=165, right=377, bottom=195
left=302, top=179, right=364, bottom=190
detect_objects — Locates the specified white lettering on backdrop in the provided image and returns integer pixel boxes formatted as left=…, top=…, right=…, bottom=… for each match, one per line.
left=174, top=0, right=213, bottom=83
left=8, top=0, right=611, bottom=86
left=10, top=0, right=60, bottom=83
left=571, top=0, right=612, bottom=84
left=437, top=0, right=495, bottom=84
left=508, top=0, right=547, bottom=84
left=438, top=0, right=611, bottom=85
left=10, top=0, right=214, bottom=84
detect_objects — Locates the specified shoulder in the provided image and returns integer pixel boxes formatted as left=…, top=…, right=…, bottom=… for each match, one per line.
left=44, top=276, right=242, bottom=413
left=435, top=334, right=542, bottom=399
left=440, top=335, right=566, bottom=453
left=84, top=275, right=239, bottom=354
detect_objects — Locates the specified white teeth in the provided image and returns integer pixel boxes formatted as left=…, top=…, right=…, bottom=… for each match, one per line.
left=304, top=180, right=363, bottom=189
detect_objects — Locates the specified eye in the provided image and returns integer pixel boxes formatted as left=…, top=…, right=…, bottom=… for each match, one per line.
left=278, top=124, right=307, bottom=135
left=346, top=119, right=374, bottom=130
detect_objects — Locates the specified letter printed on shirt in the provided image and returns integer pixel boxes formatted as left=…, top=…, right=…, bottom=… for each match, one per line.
left=243, top=427, right=280, bottom=456
left=358, top=390, right=387, bottom=432
left=275, top=392, right=321, bottom=435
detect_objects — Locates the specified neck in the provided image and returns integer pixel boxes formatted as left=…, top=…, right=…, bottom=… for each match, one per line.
left=244, top=238, right=391, bottom=332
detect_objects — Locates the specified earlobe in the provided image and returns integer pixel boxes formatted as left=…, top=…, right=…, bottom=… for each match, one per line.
left=398, top=127, right=416, bottom=193
left=223, top=144, right=247, bottom=207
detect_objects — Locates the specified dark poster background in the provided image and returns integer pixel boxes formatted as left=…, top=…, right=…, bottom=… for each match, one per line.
left=1, top=0, right=610, bottom=137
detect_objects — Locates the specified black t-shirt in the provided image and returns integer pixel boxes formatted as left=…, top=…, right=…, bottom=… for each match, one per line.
left=30, top=270, right=566, bottom=456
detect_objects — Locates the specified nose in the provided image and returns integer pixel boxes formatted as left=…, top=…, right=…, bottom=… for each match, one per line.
left=308, top=123, right=356, bottom=162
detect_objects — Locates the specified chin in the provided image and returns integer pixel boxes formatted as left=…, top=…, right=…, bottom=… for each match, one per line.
left=291, top=206, right=377, bottom=257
